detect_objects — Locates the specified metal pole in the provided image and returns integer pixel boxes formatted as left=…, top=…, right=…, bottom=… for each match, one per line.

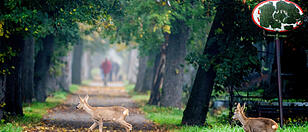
left=275, top=34, right=284, bottom=128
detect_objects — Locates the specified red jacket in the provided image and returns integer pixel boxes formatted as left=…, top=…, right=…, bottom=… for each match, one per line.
left=101, top=59, right=112, bottom=74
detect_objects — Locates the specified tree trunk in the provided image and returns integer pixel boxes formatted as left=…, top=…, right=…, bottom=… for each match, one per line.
left=45, top=71, right=60, bottom=94
left=140, top=57, right=154, bottom=93
left=34, top=35, right=55, bottom=102
left=181, top=0, right=234, bottom=125
left=148, top=35, right=168, bottom=105
left=0, top=39, right=4, bottom=119
left=134, top=56, right=148, bottom=92
left=82, top=51, right=91, bottom=81
left=45, top=51, right=73, bottom=94
left=0, top=75, right=6, bottom=119
left=21, top=36, right=35, bottom=103
left=72, top=41, right=83, bottom=84
left=161, top=20, right=189, bottom=108
left=4, top=35, right=25, bottom=115
left=58, top=51, right=73, bottom=92
left=127, top=49, right=138, bottom=83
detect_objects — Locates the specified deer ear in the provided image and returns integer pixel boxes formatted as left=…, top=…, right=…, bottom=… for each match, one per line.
left=84, top=95, right=89, bottom=102
left=78, top=95, right=82, bottom=101
left=237, top=103, right=241, bottom=109
left=241, top=103, right=246, bottom=111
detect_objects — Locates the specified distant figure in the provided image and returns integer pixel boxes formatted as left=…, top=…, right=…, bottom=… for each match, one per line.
left=111, top=61, right=120, bottom=81
left=101, top=58, right=112, bottom=86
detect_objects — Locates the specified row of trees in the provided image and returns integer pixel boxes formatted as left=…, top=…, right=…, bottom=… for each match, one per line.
left=0, top=0, right=114, bottom=119
left=110, top=0, right=308, bottom=126
left=0, top=0, right=307, bottom=127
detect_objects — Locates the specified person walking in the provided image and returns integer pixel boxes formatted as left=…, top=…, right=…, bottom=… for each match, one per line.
left=111, top=61, right=120, bottom=81
left=101, top=58, right=112, bottom=86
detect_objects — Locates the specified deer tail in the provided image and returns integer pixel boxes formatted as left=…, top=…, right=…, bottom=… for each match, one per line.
left=123, top=109, right=129, bottom=116
left=272, top=124, right=278, bottom=130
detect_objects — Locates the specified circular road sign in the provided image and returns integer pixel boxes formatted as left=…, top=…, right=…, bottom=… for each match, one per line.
left=252, top=0, right=304, bottom=32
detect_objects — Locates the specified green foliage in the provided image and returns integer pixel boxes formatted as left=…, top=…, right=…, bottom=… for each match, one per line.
left=186, top=1, right=262, bottom=93
left=0, top=0, right=115, bottom=77
left=106, top=0, right=212, bottom=57
left=0, top=47, right=16, bottom=75
left=0, top=123, right=22, bottom=132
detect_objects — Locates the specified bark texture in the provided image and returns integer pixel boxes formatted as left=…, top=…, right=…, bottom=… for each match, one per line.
left=21, top=36, right=35, bottom=103
left=148, top=35, right=168, bottom=105
left=4, top=35, right=25, bottom=115
left=160, top=20, right=189, bottom=108
left=34, top=35, right=55, bottom=102
left=72, top=42, right=83, bottom=84
left=45, top=51, right=73, bottom=94
left=0, top=75, right=6, bottom=119
left=82, top=51, right=91, bottom=80
left=58, top=51, right=73, bottom=92
left=140, top=59, right=154, bottom=93
left=127, top=49, right=138, bottom=83
left=135, top=56, right=148, bottom=92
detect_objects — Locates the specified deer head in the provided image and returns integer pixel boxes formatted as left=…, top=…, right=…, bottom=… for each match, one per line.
left=76, top=95, right=89, bottom=109
left=232, top=103, right=245, bottom=121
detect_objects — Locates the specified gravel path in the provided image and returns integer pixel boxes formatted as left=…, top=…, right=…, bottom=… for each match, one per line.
left=41, top=81, right=159, bottom=132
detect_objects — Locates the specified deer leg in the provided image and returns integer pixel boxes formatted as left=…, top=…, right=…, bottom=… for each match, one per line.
left=89, top=122, right=98, bottom=131
left=118, top=120, right=132, bottom=132
left=98, top=120, right=103, bottom=132
left=123, top=121, right=132, bottom=130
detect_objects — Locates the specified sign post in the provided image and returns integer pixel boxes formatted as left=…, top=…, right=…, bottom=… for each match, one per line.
left=251, top=0, right=304, bottom=128
left=275, top=34, right=283, bottom=128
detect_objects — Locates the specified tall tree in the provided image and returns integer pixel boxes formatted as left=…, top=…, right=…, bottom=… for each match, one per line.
left=182, top=0, right=236, bottom=125
left=135, top=56, right=148, bottom=92
left=160, top=20, right=189, bottom=108
left=4, top=35, right=29, bottom=115
left=182, top=0, right=262, bottom=125
left=148, top=38, right=168, bottom=105
left=34, top=35, right=55, bottom=102
left=21, top=36, right=35, bottom=103
left=140, top=54, right=155, bottom=93
left=72, top=41, right=83, bottom=84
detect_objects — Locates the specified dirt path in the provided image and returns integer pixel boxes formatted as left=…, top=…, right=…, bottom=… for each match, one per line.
left=34, top=81, right=160, bottom=132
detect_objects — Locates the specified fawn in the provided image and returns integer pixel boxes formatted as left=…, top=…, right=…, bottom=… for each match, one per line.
left=232, top=103, right=278, bottom=132
left=76, top=95, right=132, bottom=132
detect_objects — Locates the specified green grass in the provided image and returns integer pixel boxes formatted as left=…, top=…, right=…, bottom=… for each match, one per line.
left=0, top=84, right=80, bottom=132
left=82, top=80, right=91, bottom=86
left=124, top=84, right=308, bottom=132
left=142, top=105, right=183, bottom=126
left=125, top=83, right=150, bottom=105
left=69, top=84, right=80, bottom=93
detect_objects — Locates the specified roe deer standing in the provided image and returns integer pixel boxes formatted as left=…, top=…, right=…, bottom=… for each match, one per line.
left=232, top=103, right=278, bottom=132
left=76, top=95, right=132, bottom=132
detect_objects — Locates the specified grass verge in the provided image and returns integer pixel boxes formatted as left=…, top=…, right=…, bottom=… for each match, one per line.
left=0, top=84, right=80, bottom=132
left=125, top=83, right=149, bottom=105
left=125, top=84, right=308, bottom=132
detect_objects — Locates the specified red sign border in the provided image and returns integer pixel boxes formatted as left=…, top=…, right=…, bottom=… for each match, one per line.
left=251, top=0, right=304, bottom=32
